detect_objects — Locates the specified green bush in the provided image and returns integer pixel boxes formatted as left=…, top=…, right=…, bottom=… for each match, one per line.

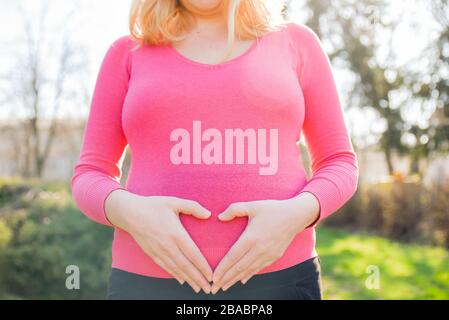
left=421, top=183, right=449, bottom=247
left=0, top=178, right=113, bottom=299
left=0, top=177, right=448, bottom=299
left=324, top=180, right=449, bottom=248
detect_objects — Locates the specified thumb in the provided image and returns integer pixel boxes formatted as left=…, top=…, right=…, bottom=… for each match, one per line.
left=218, top=202, right=252, bottom=222
left=175, top=199, right=211, bottom=220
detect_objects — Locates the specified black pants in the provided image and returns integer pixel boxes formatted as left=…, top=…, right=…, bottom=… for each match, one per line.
left=107, top=256, right=322, bottom=300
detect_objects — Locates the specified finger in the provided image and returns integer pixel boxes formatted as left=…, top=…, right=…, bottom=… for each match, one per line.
left=216, top=251, right=255, bottom=291
left=137, top=240, right=187, bottom=285
left=164, top=256, right=204, bottom=294
left=172, top=245, right=212, bottom=294
left=240, top=259, right=273, bottom=285
left=177, top=230, right=213, bottom=282
left=177, top=271, right=202, bottom=294
left=161, top=263, right=185, bottom=285
left=168, top=252, right=202, bottom=293
left=212, top=233, right=253, bottom=286
left=239, top=263, right=264, bottom=286
left=173, top=198, right=212, bottom=219
left=241, top=273, right=252, bottom=285
left=218, top=202, right=253, bottom=222
left=217, top=249, right=260, bottom=292
left=154, top=246, right=203, bottom=294
left=152, top=255, right=185, bottom=285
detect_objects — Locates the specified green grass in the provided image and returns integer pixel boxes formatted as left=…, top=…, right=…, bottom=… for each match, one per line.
left=2, top=177, right=448, bottom=299
left=316, top=227, right=449, bottom=300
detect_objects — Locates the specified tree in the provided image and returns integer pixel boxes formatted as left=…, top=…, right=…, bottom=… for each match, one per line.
left=294, top=0, right=414, bottom=175
left=425, top=0, right=449, bottom=153
left=0, top=1, right=89, bottom=178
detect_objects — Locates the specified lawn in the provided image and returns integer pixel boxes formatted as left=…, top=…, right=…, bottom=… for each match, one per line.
left=1, top=177, right=448, bottom=299
left=316, top=227, right=449, bottom=299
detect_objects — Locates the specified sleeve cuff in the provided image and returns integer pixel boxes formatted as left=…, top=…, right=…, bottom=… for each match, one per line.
left=298, top=178, right=340, bottom=228
left=75, top=176, right=127, bottom=227
left=101, top=185, right=127, bottom=227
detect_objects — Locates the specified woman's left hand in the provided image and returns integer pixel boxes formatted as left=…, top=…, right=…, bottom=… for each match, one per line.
left=211, top=192, right=320, bottom=294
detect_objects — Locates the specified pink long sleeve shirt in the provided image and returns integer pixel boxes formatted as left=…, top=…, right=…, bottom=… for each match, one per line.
left=71, top=22, right=359, bottom=278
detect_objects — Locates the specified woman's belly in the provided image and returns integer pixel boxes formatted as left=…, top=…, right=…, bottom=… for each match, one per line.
left=126, top=163, right=307, bottom=244
left=111, top=163, right=316, bottom=277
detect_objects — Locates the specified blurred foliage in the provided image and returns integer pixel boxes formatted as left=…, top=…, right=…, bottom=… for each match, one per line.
left=297, top=0, right=449, bottom=175
left=324, top=179, right=449, bottom=248
left=0, top=177, right=448, bottom=299
left=317, top=228, right=449, bottom=299
left=0, top=177, right=113, bottom=299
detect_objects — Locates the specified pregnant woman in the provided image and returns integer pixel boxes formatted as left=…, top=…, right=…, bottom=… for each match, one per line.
left=71, top=0, right=359, bottom=300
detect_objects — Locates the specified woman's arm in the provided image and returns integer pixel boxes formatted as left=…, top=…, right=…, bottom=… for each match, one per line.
left=291, top=22, right=359, bottom=227
left=70, top=36, right=132, bottom=226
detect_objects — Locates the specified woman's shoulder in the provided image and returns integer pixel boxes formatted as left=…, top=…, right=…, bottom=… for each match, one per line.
left=99, top=35, right=140, bottom=74
left=281, top=21, right=322, bottom=45
left=102, top=35, right=142, bottom=70
left=275, top=21, right=326, bottom=65
left=109, top=35, right=140, bottom=53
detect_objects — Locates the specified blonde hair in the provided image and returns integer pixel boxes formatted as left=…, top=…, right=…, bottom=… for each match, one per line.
left=129, top=0, right=284, bottom=59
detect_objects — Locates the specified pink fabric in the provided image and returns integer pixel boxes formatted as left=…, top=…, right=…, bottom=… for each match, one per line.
left=70, top=22, right=359, bottom=278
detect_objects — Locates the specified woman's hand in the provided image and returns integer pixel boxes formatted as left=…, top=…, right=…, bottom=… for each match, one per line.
left=211, top=192, right=320, bottom=294
left=105, top=190, right=213, bottom=294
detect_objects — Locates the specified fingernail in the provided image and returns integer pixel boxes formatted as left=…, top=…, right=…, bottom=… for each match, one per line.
left=203, top=286, right=211, bottom=294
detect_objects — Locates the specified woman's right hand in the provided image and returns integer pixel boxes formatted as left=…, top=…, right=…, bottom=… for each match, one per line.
left=105, top=189, right=213, bottom=294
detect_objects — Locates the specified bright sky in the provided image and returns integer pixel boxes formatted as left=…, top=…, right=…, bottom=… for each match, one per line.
left=0, top=0, right=132, bottom=59
left=0, top=0, right=439, bottom=148
left=0, top=0, right=132, bottom=101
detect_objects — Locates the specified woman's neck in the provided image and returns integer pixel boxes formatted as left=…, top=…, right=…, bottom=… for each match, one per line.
left=180, top=0, right=229, bottom=38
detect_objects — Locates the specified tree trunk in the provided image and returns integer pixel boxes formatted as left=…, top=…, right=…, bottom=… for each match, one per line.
left=384, top=147, right=395, bottom=175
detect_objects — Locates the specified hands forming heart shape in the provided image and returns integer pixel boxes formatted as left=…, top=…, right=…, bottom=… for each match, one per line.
left=105, top=190, right=320, bottom=294
left=210, top=195, right=319, bottom=294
